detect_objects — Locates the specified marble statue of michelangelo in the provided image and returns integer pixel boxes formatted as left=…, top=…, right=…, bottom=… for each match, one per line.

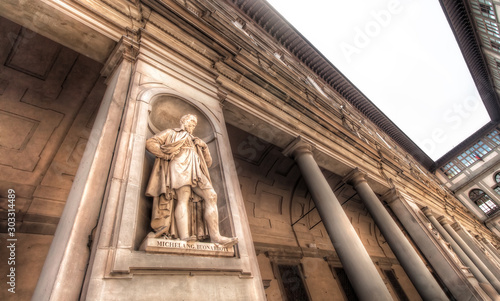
left=145, top=114, right=237, bottom=247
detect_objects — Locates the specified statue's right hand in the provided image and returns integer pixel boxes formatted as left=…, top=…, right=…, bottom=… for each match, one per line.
left=193, top=137, right=207, bottom=149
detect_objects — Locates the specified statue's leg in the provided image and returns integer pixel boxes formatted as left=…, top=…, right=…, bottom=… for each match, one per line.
left=192, top=187, right=238, bottom=247
left=174, top=186, right=191, bottom=240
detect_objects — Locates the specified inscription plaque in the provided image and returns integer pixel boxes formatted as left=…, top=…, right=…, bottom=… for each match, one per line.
left=140, top=237, right=235, bottom=257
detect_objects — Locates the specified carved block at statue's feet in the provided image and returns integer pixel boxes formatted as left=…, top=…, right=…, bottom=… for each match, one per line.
left=140, top=233, right=236, bottom=257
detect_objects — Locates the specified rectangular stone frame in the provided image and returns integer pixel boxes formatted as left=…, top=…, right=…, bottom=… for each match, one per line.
left=106, top=77, right=255, bottom=273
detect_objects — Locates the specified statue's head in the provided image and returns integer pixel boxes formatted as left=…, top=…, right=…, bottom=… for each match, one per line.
left=180, top=114, right=197, bottom=134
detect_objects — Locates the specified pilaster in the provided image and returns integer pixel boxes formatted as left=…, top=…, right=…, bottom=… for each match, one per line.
left=32, top=36, right=136, bottom=301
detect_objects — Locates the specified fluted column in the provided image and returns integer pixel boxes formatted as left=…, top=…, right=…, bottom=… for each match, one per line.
left=345, top=169, right=447, bottom=300
left=453, top=224, right=500, bottom=278
left=480, top=236, right=500, bottom=263
left=386, top=192, right=485, bottom=301
left=422, top=210, right=500, bottom=299
left=283, top=138, right=392, bottom=301
left=438, top=217, right=500, bottom=293
left=422, top=209, right=490, bottom=285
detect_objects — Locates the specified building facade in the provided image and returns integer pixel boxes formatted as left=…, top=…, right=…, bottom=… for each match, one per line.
left=0, top=0, right=500, bottom=300
left=436, top=125, right=500, bottom=236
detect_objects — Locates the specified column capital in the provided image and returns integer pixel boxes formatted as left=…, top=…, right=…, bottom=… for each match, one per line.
left=282, top=136, right=314, bottom=159
left=343, top=168, right=367, bottom=187
left=421, top=206, right=433, bottom=217
left=216, top=83, right=229, bottom=107
left=451, top=222, right=464, bottom=232
left=437, top=215, right=452, bottom=226
left=101, top=34, right=140, bottom=78
left=382, top=188, right=400, bottom=205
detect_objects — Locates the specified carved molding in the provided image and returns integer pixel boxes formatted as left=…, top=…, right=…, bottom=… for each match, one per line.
left=101, top=34, right=140, bottom=78
left=343, top=168, right=367, bottom=187
left=282, top=136, right=314, bottom=159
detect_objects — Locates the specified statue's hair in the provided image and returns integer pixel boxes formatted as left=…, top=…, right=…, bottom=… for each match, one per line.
left=179, top=114, right=197, bottom=125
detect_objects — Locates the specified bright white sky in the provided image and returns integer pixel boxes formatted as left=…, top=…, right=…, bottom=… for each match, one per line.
left=266, top=0, right=491, bottom=161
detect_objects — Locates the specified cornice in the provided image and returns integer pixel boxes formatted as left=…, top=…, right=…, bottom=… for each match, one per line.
left=225, top=0, right=434, bottom=169
left=439, top=0, right=500, bottom=122
left=435, top=0, right=500, bottom=169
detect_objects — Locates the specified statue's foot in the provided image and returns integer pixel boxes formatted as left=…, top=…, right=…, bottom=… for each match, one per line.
left=181, top=235, right=197, bottom=242
left=212, top=236, right=238, bottom=247
left=153, top=226, right=169, bottom=238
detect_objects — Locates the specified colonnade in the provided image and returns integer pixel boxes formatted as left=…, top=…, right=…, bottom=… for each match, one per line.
left=284, top=137, right=500, bottom=300
left=283, top=139, right=393, bottom=300
left=422, top=209, right=500, bottom=299
left=345, top=169, right=447, bottom=300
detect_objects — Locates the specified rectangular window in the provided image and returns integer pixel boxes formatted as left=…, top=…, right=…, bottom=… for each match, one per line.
left=485, top=19, right=500, bottom=38
left=480, top=3, right=492, bottom=14
left=455, top=140, right=491, bottom=167
left=494, top=59, right=500, bottom=69
left=438, top=128, right=499, bottom=179
left=277, top=265, right=310, bottom=301
left=479, top=0, right=496, bottom=19
left=476, top=17, right=500, bottom=38
left=486, top=129, right=500, bottom=145
left=480, top=33, right=491, bottom=45
left=441, top=162, right=462, bottom=179
left=471, top=0, right=496, bottom=19
left=333, top=267, right=358, bottom=301
left=479, top=203, right=492, bottom=214
left=383, top=270, right=409, bottom=301
left=477, top=140, right=492, bottom=153
left=476, top=18, right=487, bottom=33
left=492, top=40, right=500, bottom=52
left=494, top=186, right=500, bottom=195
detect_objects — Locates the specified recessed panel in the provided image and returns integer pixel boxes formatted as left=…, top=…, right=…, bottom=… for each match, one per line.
left=0, top=110, right=38, bottom=150
left=5, top=29, right=61, bottom=79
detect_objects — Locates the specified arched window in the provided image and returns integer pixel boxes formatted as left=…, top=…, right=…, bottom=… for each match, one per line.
left=494, top=172, right=500, bottom=195
left=469, top=189, right=499, bottom=216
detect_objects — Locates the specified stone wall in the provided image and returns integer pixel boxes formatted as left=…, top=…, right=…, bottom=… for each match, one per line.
left=0, top=17, right=105, bottom=299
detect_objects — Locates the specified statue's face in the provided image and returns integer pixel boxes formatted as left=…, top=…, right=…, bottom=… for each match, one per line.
left=182, top=120, right=197, bottom=134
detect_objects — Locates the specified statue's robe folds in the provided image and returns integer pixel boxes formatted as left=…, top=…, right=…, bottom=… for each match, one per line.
left=145, top=128, right=213, bottom=239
